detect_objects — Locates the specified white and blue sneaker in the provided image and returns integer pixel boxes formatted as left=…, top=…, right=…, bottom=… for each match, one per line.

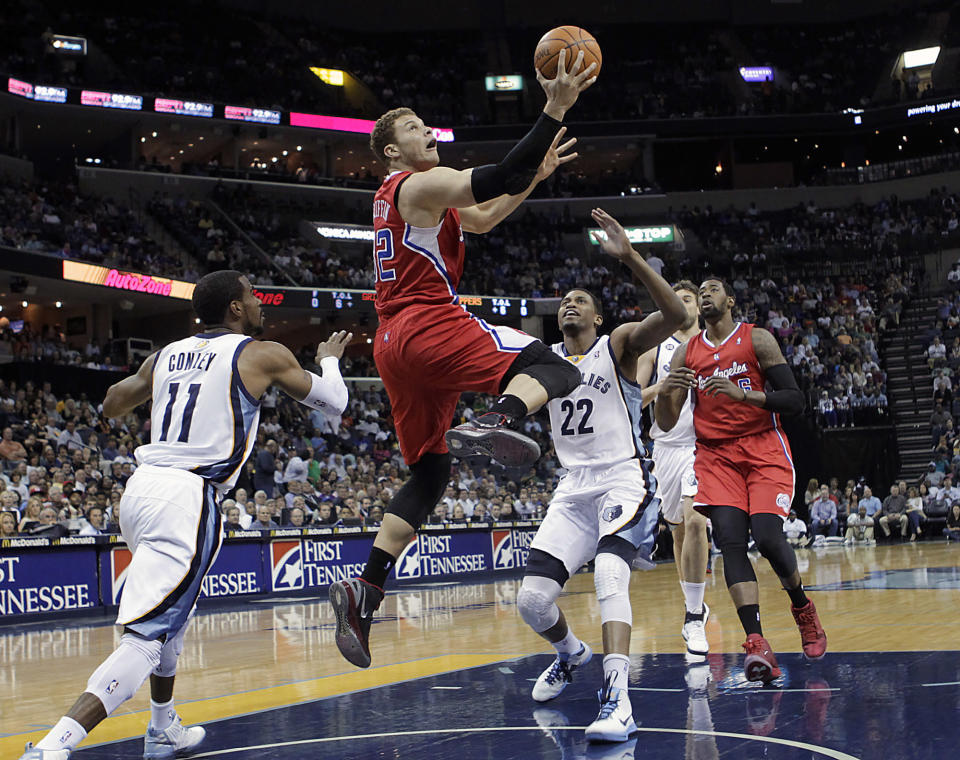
left=143, top=715, right=206, bottom=759
left=585, top=678, right=637, bottom=743
left=18, top=744, right=71, bottom=760
left=532, top=643, right=593, bottom=702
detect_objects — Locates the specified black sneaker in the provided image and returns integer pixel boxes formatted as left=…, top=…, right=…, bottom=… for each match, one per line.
left=444, top=412, right=541, bottom=467
left=329, top=578, right=384, bottom=668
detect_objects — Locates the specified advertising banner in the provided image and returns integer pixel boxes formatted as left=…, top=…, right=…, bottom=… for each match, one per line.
left=0, top=548, right=98, bottom=617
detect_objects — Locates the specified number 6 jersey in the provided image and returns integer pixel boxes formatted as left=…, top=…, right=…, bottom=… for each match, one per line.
left=547, top=335, right=646, bottom=469
left=136, top=332, right=261, bottom=492
left=683, top=321, right=781, bottom=443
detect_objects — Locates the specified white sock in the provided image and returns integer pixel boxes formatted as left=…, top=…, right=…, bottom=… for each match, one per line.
left=150, top=698, right=176, bottom=730
left=35, top=716, right=87, bottom=751
left=602, top=653, right=631, bottom=692
left=553, top=629, right=583, bottom=658
left=681, top=581, right=706, bottom=615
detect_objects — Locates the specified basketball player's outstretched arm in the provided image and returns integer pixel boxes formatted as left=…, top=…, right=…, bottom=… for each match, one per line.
left=459, top=127, right=577, bottom=234
left=102, top=353, right=158, bottom=418
left=239, top=331, right=352, bottom=415
left=636, top=347, right=660, bottom=409
left=400, top=48, right=596, bottom=216
left=592, top=208, right=687, bottom=371
left=701, top=328, right=804, bottom=415
left=655, top=344, right=695, bottom=432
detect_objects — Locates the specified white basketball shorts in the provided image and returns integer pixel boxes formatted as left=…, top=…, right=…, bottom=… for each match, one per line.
left=653, top=442, right=698, bottom=525
left=530, top=458, right=660, bottom=577
left=117, top=464, right=222, bottom=640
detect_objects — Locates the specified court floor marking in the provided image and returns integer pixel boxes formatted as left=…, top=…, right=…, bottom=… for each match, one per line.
left=922, top=681, right=960, bottom=687
left=0, top=653, right=508, bottom=757
left=188, top=725, right=861, bottom=760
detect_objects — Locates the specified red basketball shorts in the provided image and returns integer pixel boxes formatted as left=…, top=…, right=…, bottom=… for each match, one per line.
left=692, top=427, right=796, bottom=518
left=375, top=303, right=536, bottom=464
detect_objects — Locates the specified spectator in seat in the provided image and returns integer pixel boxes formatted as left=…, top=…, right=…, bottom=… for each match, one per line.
left=810, top=485, right=839, bottom=536
left=905, top=486, right=925, bottom=541
left=367, top=505, right=384, bottom=525
left=451, top=503, right=467, bottom=523
left=845, top=504, right=874, bottom=543
left=927, top=336, right=947, bottom=369
left=250, top=503, right=279, bottom=531
left=284, top=506, right=306, bottom=528
left=818, top=391, right=837, bottom=428
left=803, top=478, right=820, bottom=511
left=0, top=427, right=27, bottom=466
left=0, top=510, right=17, bottom=537
left=223, top=504, right=244, bottom=532
left=783, top=510, right=808, bottom=547
left=879, top=484, right=908, bottom=539
left=922, top=490, right=950, bottom=537
left=314, top=502, right=337, bottom=525
left=427, top=502, right=448, bottom=524
left=945, top=503, right=960, bottom=541
left=78, top=505, right=105, bottom=536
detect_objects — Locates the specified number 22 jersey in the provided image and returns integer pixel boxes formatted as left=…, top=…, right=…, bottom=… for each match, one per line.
left=547, top=335, right=646, bottom=469
left=135, top=332, right=261, bottom=491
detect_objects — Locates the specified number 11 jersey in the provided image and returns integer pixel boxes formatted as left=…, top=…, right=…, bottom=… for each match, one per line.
left=547, top=335, right=645, bottom=469
left=136, top=332, right=261, bottom=492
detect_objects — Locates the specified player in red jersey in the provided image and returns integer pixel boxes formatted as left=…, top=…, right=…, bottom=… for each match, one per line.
left=655, top=277, right=826, bottom=683
left=329, top=50, right=597, bottom=669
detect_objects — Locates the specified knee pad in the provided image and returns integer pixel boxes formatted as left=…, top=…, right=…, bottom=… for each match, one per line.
left=86, top=633, right=161, bottom=716
left=386, top=452, right=452, bottom=527
left=500, top=341, right=580, bottom=399
left=516, top=575, right=562, bottom=633
left=593, top=552, right=632, bottom=625
left=154, top=617, right=190, bottom=677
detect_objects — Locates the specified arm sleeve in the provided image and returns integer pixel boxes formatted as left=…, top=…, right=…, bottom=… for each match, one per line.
left=470, top=112, right=562, bottom=202
left=297, top=357, right=348, bottom=416
left=761, top=363, right=804, bottom=416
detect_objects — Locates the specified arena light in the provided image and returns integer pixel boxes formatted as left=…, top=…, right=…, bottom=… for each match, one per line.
left=903, top=46, right=940, bottom=69
left=485, top=75, right=524, bottom=92
left=49, top=34, right=87, bottom=55
left=739, top=66, right=773, bottom=83
left=310, top=67, right=345, bottom=86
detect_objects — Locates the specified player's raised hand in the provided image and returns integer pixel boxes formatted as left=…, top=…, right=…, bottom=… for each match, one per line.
left=590, top=208, right=634, bottom=260
left=535, top=126, right=578, bottom=182
left=537, top=48, right=598, bottom=116
left=661, top=367, right=697, bottom=395
left=315, top=330, right=353, bottom=362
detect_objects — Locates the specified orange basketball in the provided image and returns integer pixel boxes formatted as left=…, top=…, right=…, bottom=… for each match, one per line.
left=0, top=317, right=8, bottom=330
left=534, top=26, right=602, bottom=80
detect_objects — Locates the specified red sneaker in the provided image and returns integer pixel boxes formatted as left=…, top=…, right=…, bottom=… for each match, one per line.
left=329, top=578, right=384, bottom=668
left=791, top=600, right=827, bottom=660
left=742, top=634, right=782, bottom=683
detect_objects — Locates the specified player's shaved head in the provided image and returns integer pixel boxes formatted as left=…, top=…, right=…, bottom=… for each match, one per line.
left=370, top=107, right=415, bottom=163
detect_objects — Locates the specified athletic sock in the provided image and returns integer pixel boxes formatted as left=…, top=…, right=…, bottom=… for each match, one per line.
left=360, top=546, right=395, bottom=591
left=553, top=629, right=583, bottom=658
left=681, top=581, right=706, bottom=615
left=150, top=698, right=176, bottom=731
left=602, top=653, right=631, bottom=692
left=35, top=716, right=87, bottom=751
left=786, top=584, right=809, bottom=609
left=489, top=394, right=528, bottom=421
left=737, top=604, right=763, bottom=636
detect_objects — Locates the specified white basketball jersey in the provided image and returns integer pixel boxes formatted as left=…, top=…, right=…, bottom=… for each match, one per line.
left=547, top=335, right=645, bottom=469
left=136, top=332, right=261, bottom=492
left=649, top=335, right=696, bottom=445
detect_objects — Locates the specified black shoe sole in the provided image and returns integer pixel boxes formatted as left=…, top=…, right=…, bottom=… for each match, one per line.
left=444, top=427, right=540, bottom=467
left=329, top=583, right=372, bottom=669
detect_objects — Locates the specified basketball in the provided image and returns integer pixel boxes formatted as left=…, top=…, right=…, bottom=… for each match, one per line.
left=534, top=26, right=602, bottom=80
left=0, top=317, right=8, bottom=330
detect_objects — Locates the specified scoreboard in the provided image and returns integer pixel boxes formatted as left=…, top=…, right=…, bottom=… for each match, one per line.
left=250, top=287, right=535, bottom=320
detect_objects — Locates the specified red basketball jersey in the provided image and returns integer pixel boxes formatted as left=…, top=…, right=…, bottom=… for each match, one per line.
left=372, top=170, right=465, bottom=321
left=685, top=322, right=781, bottom=442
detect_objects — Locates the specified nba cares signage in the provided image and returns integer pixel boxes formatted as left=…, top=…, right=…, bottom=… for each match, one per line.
left=62, top=260, right=195, bottom=300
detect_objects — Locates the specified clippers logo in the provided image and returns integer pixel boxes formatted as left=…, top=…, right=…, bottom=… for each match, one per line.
left=492, top=529, right=535, bottom=570
left=776, top=493, right=792, bottom=510
left=271, top=541, right=304, bottom=590
left=395, top=536, right=422, bottom=580
left=110, top=548, right=133, bottom=604
left=601, top=504, right=623, bottom=523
